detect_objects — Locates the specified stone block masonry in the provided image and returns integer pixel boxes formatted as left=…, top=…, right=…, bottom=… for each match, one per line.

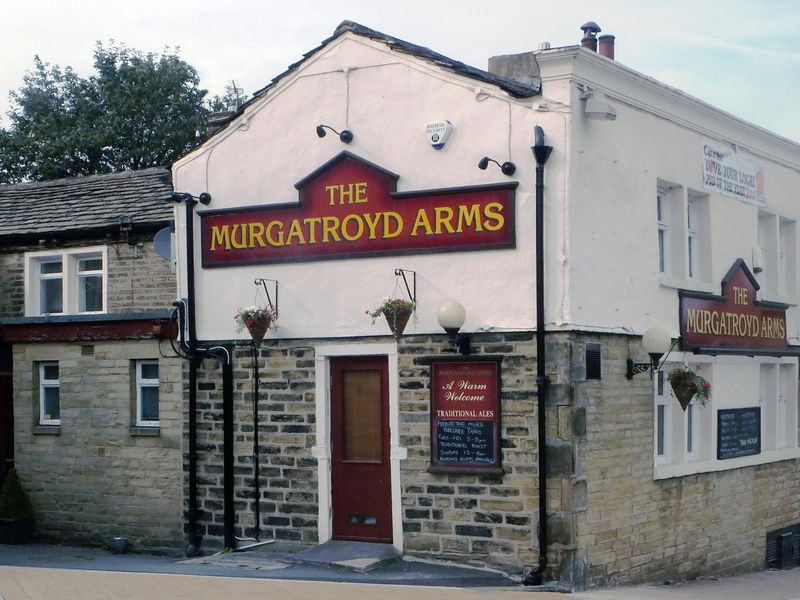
left=187, top=330, right=800, bottom=587
left=13, top=340, right=184, bottom=553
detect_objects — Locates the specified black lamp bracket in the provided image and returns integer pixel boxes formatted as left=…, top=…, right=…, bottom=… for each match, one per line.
left=254, top=278, right=279, bottom=318
left=626, top=340, right=677, bottom=380
left=393, top=268, right=416, bottom=307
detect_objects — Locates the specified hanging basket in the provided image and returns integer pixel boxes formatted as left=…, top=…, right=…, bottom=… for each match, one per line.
left=246, top=317, right=272, bottom=346
left=670, top=379, right=697, bottom=411
left=383, top=308, right=412, bottom=341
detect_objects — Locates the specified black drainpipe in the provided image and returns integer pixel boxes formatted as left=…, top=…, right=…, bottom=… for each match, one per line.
left=524, top=125, right=553, bottom=586
left=171, top=191, right=210, bottom=557
left=222, top=346, right=235, bottom=548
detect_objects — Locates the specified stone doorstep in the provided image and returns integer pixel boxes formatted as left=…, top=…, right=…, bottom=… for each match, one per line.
left=281, top=540, right=401, bottom=573
left=179, top=540, right=401, bottom=573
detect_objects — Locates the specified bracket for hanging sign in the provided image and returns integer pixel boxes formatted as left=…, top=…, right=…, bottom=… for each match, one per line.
left=394, top=268, right=416, bottom=308
left=254, top=278, right=279, bottom=318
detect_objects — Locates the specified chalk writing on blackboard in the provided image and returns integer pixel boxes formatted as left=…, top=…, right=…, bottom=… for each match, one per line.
left=717, top=407, right=761, bottom=460
left=435, top=420, right=494, bottom=464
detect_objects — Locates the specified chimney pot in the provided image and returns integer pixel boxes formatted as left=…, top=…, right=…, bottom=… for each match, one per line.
left=580, top=21, right=601, bottom=52
left=598, top=34, right=615, bottom=60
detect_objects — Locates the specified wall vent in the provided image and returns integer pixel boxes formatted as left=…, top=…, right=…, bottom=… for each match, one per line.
left=80, top=345, right=95, bottom=357
left=766, top=524, right=800, bottom=569
left=585, top=343, right=602, bottom=380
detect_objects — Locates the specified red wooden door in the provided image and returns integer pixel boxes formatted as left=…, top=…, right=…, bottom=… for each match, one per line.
left=0, top=345, right=13, bottom=487
left=330, top=356, right=392, bottom=543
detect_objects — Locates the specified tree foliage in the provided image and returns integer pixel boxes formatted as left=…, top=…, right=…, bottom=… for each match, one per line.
left=0, top=43, right=210, bottom=183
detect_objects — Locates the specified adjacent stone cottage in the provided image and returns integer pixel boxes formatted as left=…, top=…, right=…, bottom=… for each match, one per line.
left=0, top=168, right=184, bottom=552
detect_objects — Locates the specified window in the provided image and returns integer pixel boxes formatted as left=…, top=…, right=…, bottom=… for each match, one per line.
left=656, top=182, right=711, bottom=287
left=756, top=212, right=796, bottom=300
left=25, top=247, right=107, bottom=316
left=136, top=360, right=159, bottom=427
left=779, top=218, right=797, bottom=299
left=656, top=358, right=799, bottom=479
left=39, top=362, right=60, bottom=425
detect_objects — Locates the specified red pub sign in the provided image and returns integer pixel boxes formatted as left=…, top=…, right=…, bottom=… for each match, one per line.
left=679, top=259, right=789, bottom=353
left=200, top=152, right=517, bottom=267
left=429, top=358, right=502, bottom=474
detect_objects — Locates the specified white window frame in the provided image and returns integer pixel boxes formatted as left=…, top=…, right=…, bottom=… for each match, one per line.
left=135, top=360, right=160, bottom=427
left=657, top=181, right=713, bottom=292
left=39, top=362, right=60, bottom=426
left=25, top=246, right=108, bottom=317
left=655, top=356, right=800, bottom=480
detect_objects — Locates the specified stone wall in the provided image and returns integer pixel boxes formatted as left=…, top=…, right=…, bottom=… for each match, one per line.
left=190, top=332, right=547, bottom=576
left=566, top=333, right=800, bottom=588
left=187, top=330, right=800, bottom=587
left=0, top=251, right=23, bottom=317
left=193, top=343, right=318, bottom=545
left=13, top=340, right=184, bottom=553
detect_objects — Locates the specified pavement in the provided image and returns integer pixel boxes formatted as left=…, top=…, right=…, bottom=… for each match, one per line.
left=0, top=541, right=798, bottom=599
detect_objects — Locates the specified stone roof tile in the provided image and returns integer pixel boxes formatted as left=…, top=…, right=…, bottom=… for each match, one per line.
left=0, top=167, right=173, bottom=241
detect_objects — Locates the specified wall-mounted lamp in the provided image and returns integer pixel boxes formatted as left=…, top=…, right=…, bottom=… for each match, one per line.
left=316, top=124, right=353, bottom=144
left=437, top=300, right=471, bottom=355
left=478, top=156, right=516, bottom=176
left=580, top=88, right=617, bottom=121
left=626, top=326, right=675, bottom=379
left=169, top=191, right=212, bottom=205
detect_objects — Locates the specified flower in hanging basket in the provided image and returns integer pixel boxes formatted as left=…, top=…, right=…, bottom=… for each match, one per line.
left=234, top=305, right=277, bottom=345
left=667, top=366, right=711, bottom=410
left=366, top=297, right=414, bottom=340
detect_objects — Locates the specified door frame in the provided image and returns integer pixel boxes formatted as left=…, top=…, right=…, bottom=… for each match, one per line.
left=313, top=343, right=405, bottom=550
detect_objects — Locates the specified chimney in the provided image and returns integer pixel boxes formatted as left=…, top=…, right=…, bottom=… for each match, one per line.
left=580, top=21, right=601, bottom=52
left=598, top=34, right=615, bottom=60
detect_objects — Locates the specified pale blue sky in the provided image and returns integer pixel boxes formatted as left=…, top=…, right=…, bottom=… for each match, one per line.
left=3, top=0, right=799, bottom=142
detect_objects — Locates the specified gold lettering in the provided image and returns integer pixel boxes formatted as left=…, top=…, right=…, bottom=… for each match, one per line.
left=733, top=286, right=748, bottom=305
left=363, top=213, right=381, bottom=239
left=434, top=206, right=456, bottom=234
left=248, top=222, right=266, bottom=248
left=411, top=209, right=433, bottom=237
left=457, top=204, right=483, bottom=233
left=285, top=219, right=307, bottom=245
left=483, top=202, right=505, bottom=231
left=341, top=214, right=364, bottom=242
left=265, top=221, right=284, bottom=247
left=383, top=212, right=403, bottom=238
left=711, top=311, right=720, bottom=335
left=210, top=225, right=230, bottom=251
left=322, top=216, right=341, bottom=243
left=325, top=185, right=338, bottom=206
left=230, top=224, right=247, bottom=249
left=687, top=308, right=700, bottom=333
left=704, top=310, right=713, bottom=335
left=304, top=217, right=321, bottom=244
left=354, top=182, right=368, bottom=203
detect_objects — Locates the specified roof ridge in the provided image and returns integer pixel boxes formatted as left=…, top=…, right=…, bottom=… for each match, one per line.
left=0, top=166, right=169, bottom=191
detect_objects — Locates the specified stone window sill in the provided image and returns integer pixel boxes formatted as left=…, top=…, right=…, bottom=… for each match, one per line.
left=33, top=425, right=60, bottom=435
left=129, top=426, right=160, bottom=437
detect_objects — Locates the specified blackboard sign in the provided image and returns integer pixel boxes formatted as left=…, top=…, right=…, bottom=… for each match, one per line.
left=435, top=420, right=494, bottom=464
left=430, top=358, right=502, bottom=474
left=717, top=407, right=761, bottom=460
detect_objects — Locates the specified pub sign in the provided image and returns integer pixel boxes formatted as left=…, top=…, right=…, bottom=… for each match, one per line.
left=429, top=358, right=502, bottom=474
left=679, top=259, right=789, bottom=354
left=200, top=152, right=516, bottom=267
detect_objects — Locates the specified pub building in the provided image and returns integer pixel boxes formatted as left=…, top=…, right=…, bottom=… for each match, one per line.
left=170, top=22, right=800, bottom=588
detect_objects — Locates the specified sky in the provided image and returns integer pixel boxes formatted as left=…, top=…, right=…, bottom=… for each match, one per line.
left=3, top=0, right=800, bottom=143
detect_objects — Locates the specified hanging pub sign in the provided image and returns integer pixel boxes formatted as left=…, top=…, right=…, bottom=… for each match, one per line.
left=200, top=152, right=516, bottom=267
left=429, top=358, right=502, bottom=475
left=679, top=259, right=792, bottom=355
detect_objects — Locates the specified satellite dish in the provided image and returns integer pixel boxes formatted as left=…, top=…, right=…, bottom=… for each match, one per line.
left=154, top=227, right=174, bottom=266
